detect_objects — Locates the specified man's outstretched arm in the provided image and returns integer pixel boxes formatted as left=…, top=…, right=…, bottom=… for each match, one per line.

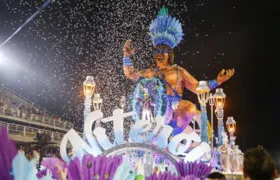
left=180, top=67, right=199, bottom=94
left=123, top=66, right=154, bottom=80
left=123, top=40, right=154, bottom=80
left=181, top=67, right=235, bottom=94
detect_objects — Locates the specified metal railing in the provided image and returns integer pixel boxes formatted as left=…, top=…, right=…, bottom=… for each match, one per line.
left=0, top=121, right=65, bottom=141
left=0, top=86, right=73, bottom=130
left=0, top=106, right=73, bottom=130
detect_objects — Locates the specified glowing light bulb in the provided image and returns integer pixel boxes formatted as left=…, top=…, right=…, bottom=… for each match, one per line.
left=85, top=85, right=93, bottom=96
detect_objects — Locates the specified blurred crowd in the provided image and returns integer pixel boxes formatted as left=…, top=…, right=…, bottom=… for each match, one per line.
left=205, top=146, right=280, bottom=180
left=18, top=145, right=62, bottom=167
left=0, top=86, right=72, bottom=129
left=18, top=144, right=280, bottom=179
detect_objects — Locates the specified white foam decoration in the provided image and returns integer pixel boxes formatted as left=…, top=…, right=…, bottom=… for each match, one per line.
left=129, top=119, right=153, bottom=142
left=59, top=108, right=209, bottom=163
left=93, top=127, right=114, bottom=150
left=140, top=116, right=169, bottom=143
left=184, top=142, right=211, bottom=162
left=129, top=116, right=165, bottom=143
left=60, top=129, right=95, bottom=162
left=156, top=124, right=173, bottom=149
left=84, top=110, right=103, bottom=155
left=101, top=109, right=134, bottom=145
left=168, top=132, right=200, bottom=156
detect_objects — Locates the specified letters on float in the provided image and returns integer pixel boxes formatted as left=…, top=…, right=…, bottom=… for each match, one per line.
left=60, top=109, right=210, bottom=163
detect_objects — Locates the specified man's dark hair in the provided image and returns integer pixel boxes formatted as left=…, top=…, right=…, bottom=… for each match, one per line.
left=207, top=171, right=226, bottom=180
left=244, top=146, right=276, bottom=180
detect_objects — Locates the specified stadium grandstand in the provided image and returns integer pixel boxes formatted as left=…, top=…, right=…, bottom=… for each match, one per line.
left=0, top=85, right=77, bottom=147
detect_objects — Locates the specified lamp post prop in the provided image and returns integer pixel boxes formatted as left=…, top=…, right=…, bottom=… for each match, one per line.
left=120, top=95, right=126, bottom=110
left=83, top=76, right=95, bottom=139
left=196, top=81, right=210, bottom=143
left=192, top=118, right=196, bottom=133
left=213, top=88, right=226, bottom=147
left=92, top=93, right=103, bottom=111
left=208, top=93, right=215, bottom=148
left=92, top=93, right=103, bottom=127
left=226, top=116, right=236, bottom=148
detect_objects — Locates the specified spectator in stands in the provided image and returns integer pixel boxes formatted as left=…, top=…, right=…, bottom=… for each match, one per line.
left=25, top=149, right=33, bottom=161
left=206, top=171, right=226, bottom=180
left=243, top=146, right=277, bottom=180
left=0, top=101, right=7, bottom=114
left=18, top=146, right=25, bottom=155
left=45, top=150, right=53, bottom=158
left=33, top=148, right=40, bottom=166
left=0, top=89, right=70, bottom=129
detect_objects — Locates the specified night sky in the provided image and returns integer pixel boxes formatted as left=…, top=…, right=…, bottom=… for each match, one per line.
left=0, top=0, right=278, bottom=166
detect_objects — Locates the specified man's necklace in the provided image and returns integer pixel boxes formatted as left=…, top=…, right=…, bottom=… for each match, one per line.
left=159, top=64, right=177, bottom=70
left=156, top=64, right=181, bottom=94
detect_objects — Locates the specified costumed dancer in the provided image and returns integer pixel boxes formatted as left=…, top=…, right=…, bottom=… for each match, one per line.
left=123, top=6, right=234, bottom=136
left=140, top=88, right=155, bottom=122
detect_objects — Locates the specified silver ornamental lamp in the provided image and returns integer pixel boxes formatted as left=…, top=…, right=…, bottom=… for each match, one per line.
left=92, top=93, right=103, bottom=127
left=196, top=81, right=210, bottom=143
left=83, top=76, right=95, bottom=139
left=83, top=76, right=96, bottom=97
left=214, top=88, right=226, bottom=147
left=226, top=116, right=236, bottom=147
left=92, top=93, right=103, bottom=111
left=208, top=93, right=215, bottom=148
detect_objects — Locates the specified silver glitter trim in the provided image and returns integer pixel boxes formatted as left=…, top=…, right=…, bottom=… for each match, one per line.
left=103, top=143, right=181, bottom=164
left=103, top=143, right=181, bottom=176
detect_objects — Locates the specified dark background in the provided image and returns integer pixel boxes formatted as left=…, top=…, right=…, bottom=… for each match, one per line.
left=0, top=0, right=278, bottom=167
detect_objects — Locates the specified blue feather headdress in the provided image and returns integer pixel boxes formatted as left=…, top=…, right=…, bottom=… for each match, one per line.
left=149, top=7, right=184, bottom=49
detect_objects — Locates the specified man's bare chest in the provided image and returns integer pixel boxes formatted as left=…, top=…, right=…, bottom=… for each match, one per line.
left=159, top=69, right=181, bottom=84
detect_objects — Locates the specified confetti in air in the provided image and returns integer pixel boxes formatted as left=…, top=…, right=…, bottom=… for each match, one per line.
left=0, top=0, right=53, bottom=48
left=1, top=0, right=223, bottom=141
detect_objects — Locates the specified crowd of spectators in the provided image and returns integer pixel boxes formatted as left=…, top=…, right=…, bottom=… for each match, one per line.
left=206, top=146, right=279, bottom=180
left=0, top=86, right=72, bottom=129
left=18, top=144, right=280, bottom=180
left=18, top=145, right=62, bottom=167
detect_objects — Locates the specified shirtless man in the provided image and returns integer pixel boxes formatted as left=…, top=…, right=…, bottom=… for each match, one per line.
left=123, top=40, right=234, bottom=136
left=122, top=7, right=234, bottom=136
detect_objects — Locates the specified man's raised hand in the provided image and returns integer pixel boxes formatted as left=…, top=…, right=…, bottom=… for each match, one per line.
left=216, top=68, right=235, bottom=84
left=123, top=39, right=136, bottom=57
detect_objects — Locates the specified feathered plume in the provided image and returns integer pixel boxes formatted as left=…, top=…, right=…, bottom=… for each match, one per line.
left=39, top=158, right=67, bottom=180
left=12, top=153, right=38, bottom=180
left=67, top=154, right=123, bottom=180
left=182, top=175, right=200, bottom=180
left=145, top=172, right=181, bottom=180
left=68, top=157, right=83, bottom=180
left=0, top=127, right=18, bottom=180
left=149, top=6, right=184, bottom=48
left=36, top=169, right=48, bottom=179
left=158, top=6, right=168, bottom=16
left=175, top=161, right=212, bottom=179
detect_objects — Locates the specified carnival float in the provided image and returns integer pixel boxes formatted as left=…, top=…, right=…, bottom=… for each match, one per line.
left=0, top=6, right=244, bottom=180
left=56, top=7, right=244, bottom=180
